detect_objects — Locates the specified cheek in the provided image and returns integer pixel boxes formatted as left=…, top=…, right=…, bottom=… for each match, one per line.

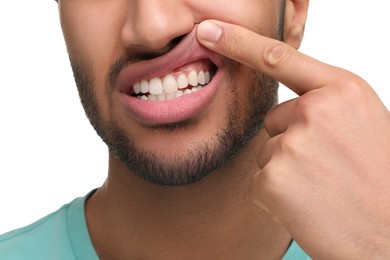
left=60, top=2, right=126, bottom=114
left=61, top=2, right=126, bottom=79
left=235, top=67, right=257, bottom=113
left=241, top=1, right=280, bottom=36
left=202, top=0, right=280, bottom=36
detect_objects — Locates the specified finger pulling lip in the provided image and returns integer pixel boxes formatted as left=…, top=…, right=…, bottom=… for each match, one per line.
left=115, top=25, right=224, bottom=126
left=117, top=25, right=223, bottom=94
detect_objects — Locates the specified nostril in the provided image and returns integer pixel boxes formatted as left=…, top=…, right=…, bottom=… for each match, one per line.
left=143, top=35, right=186, bottom=60
left=171, top=35, right=185, bottom=48
left=128, top=35, right=187, bottom=62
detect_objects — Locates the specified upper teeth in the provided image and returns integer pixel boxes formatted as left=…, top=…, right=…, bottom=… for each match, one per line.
left=133, top=69, right=211, bottom=101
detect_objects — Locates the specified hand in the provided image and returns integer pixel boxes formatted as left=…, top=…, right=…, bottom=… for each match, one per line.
left=197, top=20, right=390, bottom=259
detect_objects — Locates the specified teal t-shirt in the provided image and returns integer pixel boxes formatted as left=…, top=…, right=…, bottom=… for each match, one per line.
left=0, top=192, right=310, bottom=259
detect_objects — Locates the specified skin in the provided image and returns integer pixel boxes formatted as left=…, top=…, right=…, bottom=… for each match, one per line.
left=58, top=0, right=390, bottom=258
left=197, top=18, right=390, bottom=259
left=58, top=0, right=308, bottom=259
left=59, top=0, right=284, bottom=186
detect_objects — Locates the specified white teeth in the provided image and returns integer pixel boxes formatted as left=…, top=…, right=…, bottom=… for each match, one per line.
left=192, top=86, right=202, bottom=93
left=162, top=74, right=178, bottom=94
left=140, top=80, right=149, bottom=94
left=137, top=87, right=204, bottom=101
left=157, top=93, right=166, bottom=101
left=198, top=71, right=206, bottom=85
left=165, top=92, right=175, bottom=101
left=187, top=70, right=198, bottom=87
left=205, top=72, right=210, bottom=84
left=175, top=91, right=184, bottom=98
left=148, top=94, right=157, bottom=101
left=177, top=74, right=188, bottom=89
left=134, top=83, right=141, bottom=94
left=149, top=78, right=163, bottom=95
left=132, top=68, right=214, bottom=101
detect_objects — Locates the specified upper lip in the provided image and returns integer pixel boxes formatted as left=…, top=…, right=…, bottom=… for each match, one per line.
left=117, top=25, right=223, bottom=95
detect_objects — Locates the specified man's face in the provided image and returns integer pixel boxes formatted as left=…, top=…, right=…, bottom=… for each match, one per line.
left=59, top=0, right=285, bottom=185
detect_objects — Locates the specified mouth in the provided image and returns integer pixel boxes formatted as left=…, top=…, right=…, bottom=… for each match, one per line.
left=129, top=59, right=217, bottom=101
left=116, top=25, right=223, bottom=125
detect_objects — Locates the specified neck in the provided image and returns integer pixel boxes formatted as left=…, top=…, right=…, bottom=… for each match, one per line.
left=86, top=130, right=292, bottom=259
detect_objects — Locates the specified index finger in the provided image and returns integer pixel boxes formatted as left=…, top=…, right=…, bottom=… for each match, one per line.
left=196, top=20, right=343, bottom=96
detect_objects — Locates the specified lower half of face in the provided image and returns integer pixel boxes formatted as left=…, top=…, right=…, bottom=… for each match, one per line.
left=64, top=0, right=284, bottom=185
left=72, top=56, right=278, bottom=185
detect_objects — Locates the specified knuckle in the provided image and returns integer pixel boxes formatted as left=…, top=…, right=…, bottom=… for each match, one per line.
left=292, top=70, right=375, bottom=128
left=330, top=68, right=373, bottom=101
left=262, top=41, right=293, bottom=69
left=278, top=133, right=298, bottom=153
left=339, top=76, right=371, bottom=103
left=294, top=92, right=325, bottom=123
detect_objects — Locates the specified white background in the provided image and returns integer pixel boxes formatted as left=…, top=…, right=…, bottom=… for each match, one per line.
left=0, top=1, right=389, bottom=234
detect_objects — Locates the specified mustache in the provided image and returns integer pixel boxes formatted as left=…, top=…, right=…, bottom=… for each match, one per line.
left=107, top=35, right=184, bottom=90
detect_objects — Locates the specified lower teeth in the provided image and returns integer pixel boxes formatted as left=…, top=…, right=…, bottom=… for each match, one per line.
left=136, top=84, right=206, bottom=101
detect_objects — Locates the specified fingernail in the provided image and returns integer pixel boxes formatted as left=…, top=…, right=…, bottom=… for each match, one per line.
left=197, top=21, right=223, bottom=42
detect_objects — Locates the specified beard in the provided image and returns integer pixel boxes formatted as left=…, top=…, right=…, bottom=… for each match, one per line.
left=72, top=58, right=278, bottom=186
left=70, top=20, right=284, bottom=186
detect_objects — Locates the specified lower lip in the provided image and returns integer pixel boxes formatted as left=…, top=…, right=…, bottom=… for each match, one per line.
left=119, top=70, right=221, bottom=125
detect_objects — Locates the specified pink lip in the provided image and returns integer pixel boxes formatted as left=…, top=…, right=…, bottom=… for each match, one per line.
left=116, top=25, right=224, bottom=126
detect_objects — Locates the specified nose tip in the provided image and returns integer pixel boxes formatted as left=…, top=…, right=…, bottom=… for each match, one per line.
left=121, top=21, right=173, bottom=51
left=121, top=2, right=194, bottom=52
